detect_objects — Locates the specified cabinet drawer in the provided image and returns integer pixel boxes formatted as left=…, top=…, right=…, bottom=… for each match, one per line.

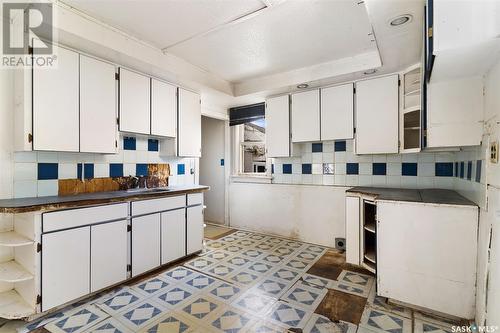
left=43, top=203, right=128, bottom=233
left=132, top=195, right=186, bottom=216
left=187, top=193, right=203, bottom=206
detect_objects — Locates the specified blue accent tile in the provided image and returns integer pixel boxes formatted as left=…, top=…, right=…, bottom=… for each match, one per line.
left=435, top=162, right=453, bottom=177
left=334, top=141, right=346, bottom=152
left=346, top=163, right=359, bottom=175
left=77, top=163, right=82, bottom=179
left=283, top=164, right=292, bottom=174
left=271, top=164, right=274, bottom=174
left=177, top=164, right=185, bottom=175
left=460, top=162, right=465, bottom=178
left=110, top=164, right=124, bottom=178
left=312, top=143, right=323, bottom=153
left=302, top=164, right=312, bottom=174
left=402, top=163, right=417, bottom=176
left=38, top=163, right=58, bottom=180
left=476, top=160, right=482, bottom=183
left=148, top=139, right=159, bottom=152
left=221, top=159, right=225, bottom=166
left=136, top=164, right=148, bottom=177
left=455, top=162, right=459, bottom=177
left=467, top=161, right=472, bottom=180
left=84, top=164, right=94, bottom=179
left=123, top=137, right=136, bottom=150
left=372, top=163, right=386, bottom=176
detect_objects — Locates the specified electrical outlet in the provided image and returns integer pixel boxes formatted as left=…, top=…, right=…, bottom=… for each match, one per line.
left=491, top=141, right=498, bottom=163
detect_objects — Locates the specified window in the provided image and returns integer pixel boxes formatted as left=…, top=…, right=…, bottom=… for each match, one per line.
left=229, top=103, right=270, bottom=177
left=240, top=119, right=266, bottom=174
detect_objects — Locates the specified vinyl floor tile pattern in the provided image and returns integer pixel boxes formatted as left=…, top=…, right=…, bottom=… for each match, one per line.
left=12, top=227, right=460, bottom=333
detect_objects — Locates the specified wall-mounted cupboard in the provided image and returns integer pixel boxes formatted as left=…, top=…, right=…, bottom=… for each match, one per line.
left=355, top=75, right=399, bottom=155
left=17, top=42, right=118, bottom=154
left=291, top=90, right=320, bottom=142
left=15, top=41, right=201, bottom=157
left=266, top=95, right=291, bottom=157
left=321, top=83, right=354, bottom=141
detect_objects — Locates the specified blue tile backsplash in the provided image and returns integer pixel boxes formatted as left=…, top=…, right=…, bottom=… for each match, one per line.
left=148, top=139, right=159, bottom=152
left=136, top=164, right=148, bottom=177
left=402, top=163, right=417, bottom=176
left=109, top=164, right=124, bottom=177
left=13, top=135, right=198, bottom=198
left=435, top=162, right=453, bottom=177
left=38, top=163, right=58, bottom=180
left=312, top=143, right=323, bottom=153
left=302, top=164, right=312, bottom=174
left=177, top=164, right=185, bottom=175
left=271, top=140, right=485, bottom=189
left=123, top=137, right=136, bottom=150
left=334, top=141, right=346, bottom=152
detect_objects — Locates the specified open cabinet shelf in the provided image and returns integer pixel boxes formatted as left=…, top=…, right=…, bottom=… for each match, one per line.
left=0, top=290, right=35, bottom=319
left=362, top=200, right=377, bottom=273
left=0, top=261, right=34, bottom=283
left=401, top=64, right=422, bottom=153
left=0, top=231, right=34, bottom=247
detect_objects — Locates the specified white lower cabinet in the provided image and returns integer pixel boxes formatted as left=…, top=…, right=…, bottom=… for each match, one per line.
left=42, top=227, right=90, bottom=311
left=90, top=220, right=128, bottom=292
left=345, top=196, right=360, bottom=265
left=131, top=214, right=161, bottom=277
left=161, top=209, right=186, bottom=264
left=377, top=200, right=478, bottom=319
left=186, top=205, right=204, bottom=255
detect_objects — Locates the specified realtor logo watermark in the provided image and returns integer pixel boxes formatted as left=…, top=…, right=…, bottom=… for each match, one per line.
left=452, top=325, right=499, bottom=333
left=1, top=1, right=56, bottom=68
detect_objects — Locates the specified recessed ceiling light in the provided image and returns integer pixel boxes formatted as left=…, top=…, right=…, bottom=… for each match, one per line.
left=389, top=14, right=412, bottom=27
left=363, top=69, right=377, bottom=75
left=297, top=83, right=309, bottom=89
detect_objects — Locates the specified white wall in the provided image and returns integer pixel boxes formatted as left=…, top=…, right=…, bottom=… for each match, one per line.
left=200, top=117, right=226, bottom=224
left=476, top=57, right=500, bottom=326
left=229, top=183, right=347, bottom=247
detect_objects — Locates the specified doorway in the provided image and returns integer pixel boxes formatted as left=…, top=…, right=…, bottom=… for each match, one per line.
left=200, top=116, right=226, bottom=225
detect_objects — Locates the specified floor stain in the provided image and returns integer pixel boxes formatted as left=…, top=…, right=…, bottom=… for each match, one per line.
left=315, top=289, right=367, bottom=325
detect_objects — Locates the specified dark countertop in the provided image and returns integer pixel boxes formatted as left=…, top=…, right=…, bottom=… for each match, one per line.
left=0, top=185, right=209, bottom=213
left=346, top=187, right=477, bottom=206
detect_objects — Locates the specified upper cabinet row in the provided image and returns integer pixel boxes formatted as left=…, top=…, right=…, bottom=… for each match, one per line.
left=17, top=43, right=201, bottom=157
left=266, top=74, right=399, bottom=156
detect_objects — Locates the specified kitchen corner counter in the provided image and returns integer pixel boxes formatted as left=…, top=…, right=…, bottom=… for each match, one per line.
left=346, top=187, right=477, bottom=206
left=0, top=185, right=209, bottom=213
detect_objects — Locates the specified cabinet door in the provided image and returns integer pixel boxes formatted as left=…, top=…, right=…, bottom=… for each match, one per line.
left=291, top=90, right=320, bottom=142
left=161, top=209, right=186, bottom=264
left=345, top=196, right=360, bottom=265
left=151, top=79, right=177, bottom=137
left=33, top=44, right=79, bottom=152
left=91, top=220, right=127, bottom=292
left=355, top=75, right=399, bottom=154
left=186, top=205, right=204, bottom=255
left=178, top=88, right=201, bottom=157
left=131, top=214, right=160, bottom=277
left=119, top=68, right=151, bottom=135
left=321, top=84, right=354, bottom=140
left=266, top=95, right=290, bottom=157
left=42, top=227, right=90, bottom=311
left=80, top=55, right=117, bottom=153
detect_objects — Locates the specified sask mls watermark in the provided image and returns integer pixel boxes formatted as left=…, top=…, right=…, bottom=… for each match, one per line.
left=1, top=1, right=56, bottom=68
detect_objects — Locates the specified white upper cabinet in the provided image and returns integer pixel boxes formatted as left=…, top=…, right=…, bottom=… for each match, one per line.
left=119, top=68, right=151, bottom=135
left=151, top=79, right=177, bottom=137
left=80, top=55, right=117, bottom=153
left=178, top=88, right=201, bottom=157
left=321, top=84, right=354, bottom=140
left=291, top=90, right=320, bottom=142
left=266, top=95, right=290, bottom=157
left=355, top=75, right=399, bottom=154
left=33, top=44, right=79, bottom=152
